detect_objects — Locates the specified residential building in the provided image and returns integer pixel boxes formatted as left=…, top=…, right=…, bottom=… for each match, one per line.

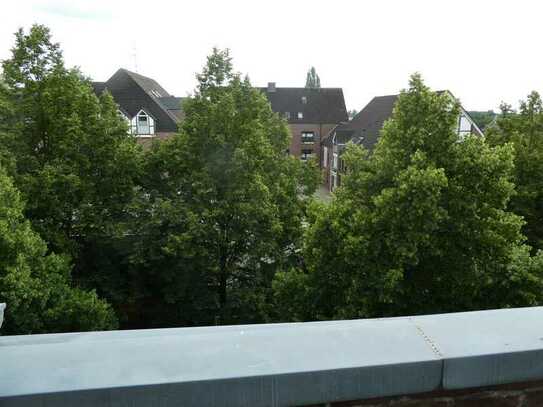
left=93, top=73, right=348, bottom=157
left=259, top=83, right=348, bottom=161
left=322, top=92, right=484, bottom=192
left=92, top=68, right=184, bottom=145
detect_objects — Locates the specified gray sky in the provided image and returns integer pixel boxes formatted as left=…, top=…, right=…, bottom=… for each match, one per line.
left=1, top=0, right=541, bottom=112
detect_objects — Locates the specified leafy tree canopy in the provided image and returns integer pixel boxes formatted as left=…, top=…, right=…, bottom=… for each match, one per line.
left=0, top=166, right=117, bottom=334
left=274, top=74, right=543, bottom=321
left=305, top=66, right=321, bottom=89
left=468, top=110, right=496, bottom=131
left=0, top=24, right=143, bottom=257
left=130, top=48, right=319, bottom=326
left=486, top=92, right=543, bottom=252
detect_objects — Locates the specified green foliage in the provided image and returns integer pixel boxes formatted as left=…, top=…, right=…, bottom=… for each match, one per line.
left=1, top=24, right=143, bottom=257
left=486, top=92, right=543, bottom=252
left=0, top=24, right=143, bottom=332
left=129, top=48, right=319, bottom=326
left=3, top=24, right=542, bottom=333
left=347, top=109, right=358, bottom=120
left=468, top=110, right=496, bottom=130
left=0, top=166, right=117, bottom=334
left=275, top=74, right=543, bottom=321
left=305, top=67, right=321, bottom=89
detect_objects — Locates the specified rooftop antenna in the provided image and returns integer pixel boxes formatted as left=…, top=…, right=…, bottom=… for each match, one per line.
left=132, top=44, right=138, bottom=73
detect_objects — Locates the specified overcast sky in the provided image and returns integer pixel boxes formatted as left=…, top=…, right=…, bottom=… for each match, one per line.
left=1, top=0, right=541, bottom=112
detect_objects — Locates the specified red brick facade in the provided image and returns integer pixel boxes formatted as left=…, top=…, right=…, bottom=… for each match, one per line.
left=287, top=123, right=337, bottom=162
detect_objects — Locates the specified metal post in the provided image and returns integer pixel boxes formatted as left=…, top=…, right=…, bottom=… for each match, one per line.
left=0, top=303, right=5, bottom=330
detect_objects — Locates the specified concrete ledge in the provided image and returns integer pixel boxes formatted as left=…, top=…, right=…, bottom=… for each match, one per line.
left=1, top=307, right=543, bottom=406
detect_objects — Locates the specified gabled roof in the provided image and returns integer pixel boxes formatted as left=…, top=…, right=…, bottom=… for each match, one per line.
left=334, top=94, right=398, bottom=151
left=92, top=68, right=181, bottom=133
left=258, top=86, right=348, bottom=124
left=328, top=91, right=483, bottom=151
left=125, top=70, right=171, bottom=98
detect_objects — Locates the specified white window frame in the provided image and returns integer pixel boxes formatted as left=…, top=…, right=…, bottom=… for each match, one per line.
left=301, top=131, right=315, bottom=144
left=323, top=146, right=328, bottom=168
left=297, top=112, right=304, bottom=119
left=130, top=109, right=155, bottom=136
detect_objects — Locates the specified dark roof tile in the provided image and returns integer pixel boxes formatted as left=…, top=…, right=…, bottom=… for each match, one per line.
left=258, top=87, right=348, bottom=124
left=336, top=95, right=398, bottom=150
left=329, top=91, right=483, bottom=151
left=93, top=69, right=179, bottom=133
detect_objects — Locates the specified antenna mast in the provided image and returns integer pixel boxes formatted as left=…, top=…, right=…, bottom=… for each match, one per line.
left=132, top=44, right=138, bottom=72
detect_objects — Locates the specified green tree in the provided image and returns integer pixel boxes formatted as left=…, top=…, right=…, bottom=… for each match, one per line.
left=468, top=110, right=496, bottom=131
left=132, top=48, right=318, bottom=326
left=1, top=25, right=142, bottom=258
left=0, top=25, right=144, bottom=325
left=0, top=166, right=117, bottom=334
left=275, top=74, right=542, bottom=321
left=486, top=92, right=543, bottom=252
left=347, top=109, right=358, bottom=120
left=305, top=67, right=321, bottom=89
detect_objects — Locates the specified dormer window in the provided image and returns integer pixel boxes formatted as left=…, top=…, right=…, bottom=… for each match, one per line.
left=301, top=96, right=307, bottom=104
left=297, top=112, right=304, bottom=119
left=130, top=109, right=155, bottom=136
left=285, top=112, right=291, bottom=120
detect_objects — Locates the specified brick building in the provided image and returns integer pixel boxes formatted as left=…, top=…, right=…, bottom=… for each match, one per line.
left=93, top=71, right=349, bottom=160
left=258, top=83, right=348, bottom=162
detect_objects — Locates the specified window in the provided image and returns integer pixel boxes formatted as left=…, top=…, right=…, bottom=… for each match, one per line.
left=131, top=110, right=155, bottom=136
left=301, top=149, right=313, bottom=161
left=297, top=112, right=303, bottom=119
left=323, top=146, right=328, bottom=167
left=459, top=115, right=471, bottom=131
left=332, top=153, right=338, bottom=170
left=301, top=96, right=307, bottom=104
left=301, top=131, right=315, bottom=144
left=284, top=112, right=291, bottom=120
left=457, top=115, right=472, bottom=141
left=459, top=115, right=472, bottom=132
left=137, top=112, right=150, bottom=134
left=150, top=89, right=162, bottom=98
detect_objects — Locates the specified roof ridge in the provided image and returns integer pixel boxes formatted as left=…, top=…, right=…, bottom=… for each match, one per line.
left=119, top=67, right=155, bottom=82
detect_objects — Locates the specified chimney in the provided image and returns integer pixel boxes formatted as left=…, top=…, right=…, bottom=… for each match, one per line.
left=267, top=82, right=276, bottom=92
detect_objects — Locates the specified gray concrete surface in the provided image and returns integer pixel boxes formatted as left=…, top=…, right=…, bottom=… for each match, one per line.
left=1, top=307, right=543, bottom=406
